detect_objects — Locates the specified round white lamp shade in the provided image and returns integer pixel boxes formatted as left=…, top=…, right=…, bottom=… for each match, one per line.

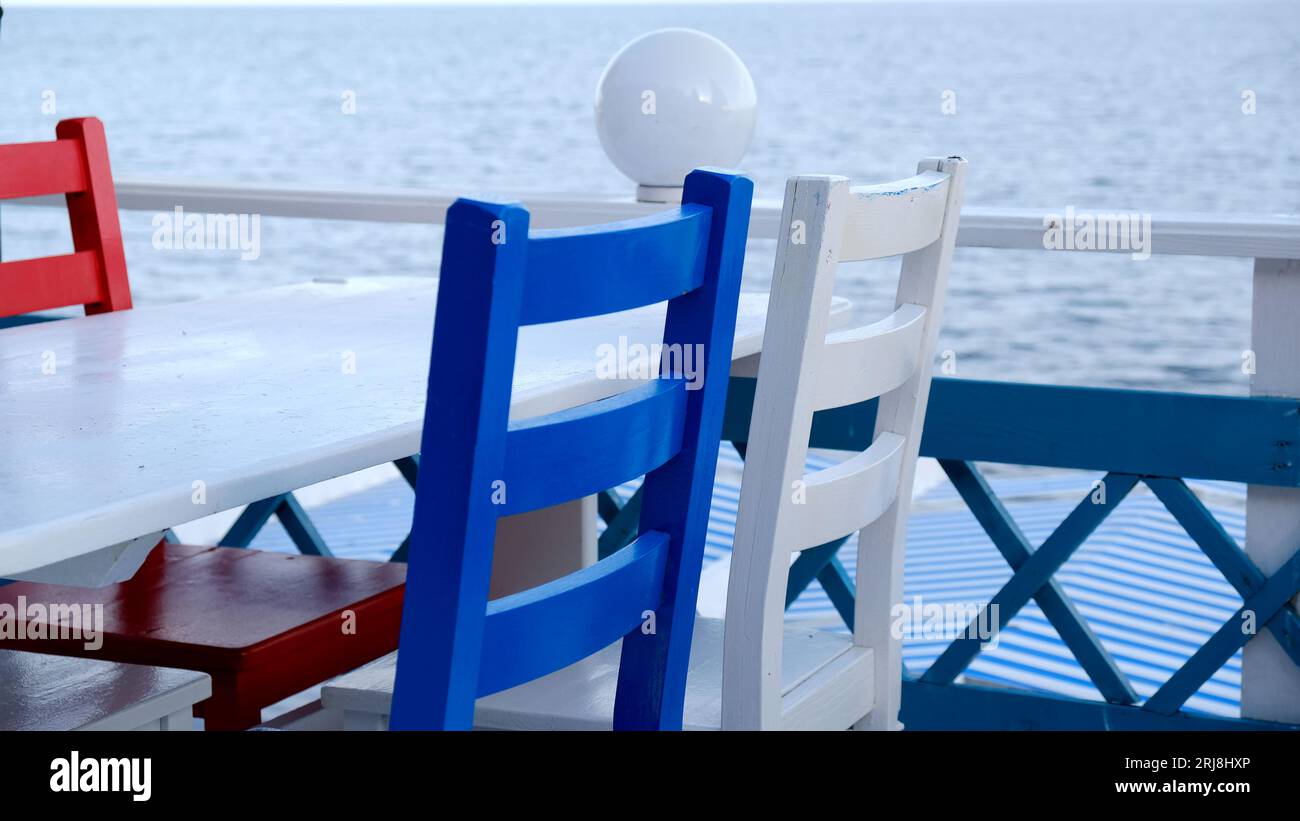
left=595, top=28, right=757, bottom=202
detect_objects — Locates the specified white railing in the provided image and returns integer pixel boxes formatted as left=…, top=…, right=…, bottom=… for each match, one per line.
left=14, top=176, right=1300, bottom=259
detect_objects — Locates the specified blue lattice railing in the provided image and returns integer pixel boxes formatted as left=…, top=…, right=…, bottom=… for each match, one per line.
left=599, top=375, right=1300, bottom=730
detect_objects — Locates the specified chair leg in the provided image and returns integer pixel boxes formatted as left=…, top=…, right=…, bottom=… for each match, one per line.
left=197, top=675, right=263, bottom=731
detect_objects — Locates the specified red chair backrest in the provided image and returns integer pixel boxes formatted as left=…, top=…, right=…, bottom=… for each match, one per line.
left=0, top=117, right=131, bottom=317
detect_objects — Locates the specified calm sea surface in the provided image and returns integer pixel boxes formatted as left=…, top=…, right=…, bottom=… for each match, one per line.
left=3, top=2, right=1298, bottom=393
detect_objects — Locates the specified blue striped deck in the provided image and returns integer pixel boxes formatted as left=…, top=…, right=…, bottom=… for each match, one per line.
left=245, top=446, right=1247, bottom=718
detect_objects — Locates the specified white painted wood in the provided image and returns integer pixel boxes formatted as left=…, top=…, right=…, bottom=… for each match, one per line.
left=155, top=707, right=196, bottom=731
left=790, top=432, right=906, bottom=550
left=0, top=650, right=209, bottom=731
left=7, top=531, right=164, bottom=586
left=724, top=175, right=854, bottom=730
left=1244, top=257, right=1300, bottom=724
left=0, top=278, right=846, bottom=580
left=320, top=618, right=871, bottom=731
left=839, top=172, right=950, bottom=262
left=852, top=158, right=967, bottom=730
left=723, top=159, right=967, bottom=731
left=15, top=177, right=1293, bottom=258
left=814, top=303, right=927, bottom=411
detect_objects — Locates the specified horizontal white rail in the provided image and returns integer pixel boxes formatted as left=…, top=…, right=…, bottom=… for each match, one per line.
left=13, top=176, right=1300, bottom=260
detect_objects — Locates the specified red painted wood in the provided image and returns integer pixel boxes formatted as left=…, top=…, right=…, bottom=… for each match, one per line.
left=0, top=117, right=132, bottom=317
left=0, top=544, right=406, bottom=731
left=0, top=140, right=86, bottom=198
left=0, top=252, right=103, bottom=315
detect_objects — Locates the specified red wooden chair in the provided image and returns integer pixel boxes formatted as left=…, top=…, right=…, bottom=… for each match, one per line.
left=0, top=118, right=406, bottom=730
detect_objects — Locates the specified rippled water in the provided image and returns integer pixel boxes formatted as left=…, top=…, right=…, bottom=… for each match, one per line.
left=3, top=2, right=1297, bottom=393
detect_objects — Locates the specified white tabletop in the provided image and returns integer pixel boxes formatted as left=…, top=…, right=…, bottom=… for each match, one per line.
left=0, top=276, right=848, bottom=578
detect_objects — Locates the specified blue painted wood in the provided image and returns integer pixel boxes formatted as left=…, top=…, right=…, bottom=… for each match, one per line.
left=479, top=531, right=669, bottom=695
left=390, top=197, right=531, bottom=730
left=902, top=676, right=1300, bottom=731
left=715, top=374, right=1300, bottom=728
left=1142, top=540, right=1300, bottom=715
left=816, top=556, right=856, bottom=630
left=612, top=168, right=753, bottom=730
left=598, top=489, right=623, bottom=526
left=276, top=492, right=332, bottom=557
left=940, top=459, right=1138, bottom=705
left=785, top=538, right=847, bottom=608
left=1147, top=477, right=1300, bottom=670
left=922, top=380, right=1300, bottom=486
left=218, top=492, right=332, bottom=556
left=390, top=169, right=752, bottom=730
left=390, top=455, right=420, bottom=562
left=922, top=472, right=1140, bottom=685
left=394, top=455, right=419, bottom=489
left=722, top=376, right=1300, bottom=486
left=221, top=495, right=283, bottom=548
left=500, top=379, right=687, bottom=516
left=389, top=535, right=410, bottom=564
left=598, top=485, right=642, bottom=560
left=521, top=205, right=709, bottom=325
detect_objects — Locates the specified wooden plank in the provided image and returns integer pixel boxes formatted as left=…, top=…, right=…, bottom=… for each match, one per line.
left=792, top=432, right=905, bottom=549
left=813, top=303, right=926, bottom=410
left=501, top=379, right=686, bottom=516
left=523, top=205, right=708, bottom=324
left=0, top=139, right=86, bottom=199
left=839, top=171, right=948, bottom=262
left=478, top=531, right=668, bottom=695
left=0, top=251, right=102, bottom=316
left=0, top=650, right=209, bottom=731
left=723, top=377, right=1300, bottom=487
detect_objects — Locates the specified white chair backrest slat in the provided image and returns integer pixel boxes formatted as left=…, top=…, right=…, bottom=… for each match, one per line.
left=814, top=302, right=927, bottom=411
left=840, top=171, right=951, bottom=263
left=722, top=157, right=968, bottom=730
left=787, top=431, right=906, bottom=551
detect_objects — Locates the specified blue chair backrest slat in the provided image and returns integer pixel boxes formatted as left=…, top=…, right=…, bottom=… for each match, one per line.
left=391, top=168, right=753, bottom=730
left=499, top=378, right=688, bottom=517
left=521, top=205, right=710, bottom=326
left=478, top=531, right=669, bottom=695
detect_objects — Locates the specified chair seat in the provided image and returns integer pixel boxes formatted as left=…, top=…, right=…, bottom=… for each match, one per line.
left=0, top=649, right=210, bottom=730
left=0, top=543, right=405, bottom=730
left=322, top=617, right=874, bottom=730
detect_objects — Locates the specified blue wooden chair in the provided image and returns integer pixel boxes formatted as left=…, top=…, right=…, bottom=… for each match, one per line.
left=346, top=168, right=753, bottom=730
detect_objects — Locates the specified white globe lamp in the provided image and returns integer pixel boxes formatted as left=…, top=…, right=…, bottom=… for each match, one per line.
left=595, top=28, right=758, bottom=203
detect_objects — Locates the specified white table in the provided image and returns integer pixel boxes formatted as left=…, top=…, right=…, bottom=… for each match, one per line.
left=1, top=276, right=849, bottom=587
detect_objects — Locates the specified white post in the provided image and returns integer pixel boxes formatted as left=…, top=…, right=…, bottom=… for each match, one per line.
left=1244, top=256, right=1300, bottom=723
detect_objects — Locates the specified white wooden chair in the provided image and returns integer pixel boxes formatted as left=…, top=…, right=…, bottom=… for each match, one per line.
left=0, top=650, right=211, bottom=730
left=321, top=157, right=966, bottom=730
left=723, top=157, right=966, bottom=729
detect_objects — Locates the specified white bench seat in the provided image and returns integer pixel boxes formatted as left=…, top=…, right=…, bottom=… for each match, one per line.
left=0, top=650, right=210, bottom=731
left=322, top=618, right=873, bottom=731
